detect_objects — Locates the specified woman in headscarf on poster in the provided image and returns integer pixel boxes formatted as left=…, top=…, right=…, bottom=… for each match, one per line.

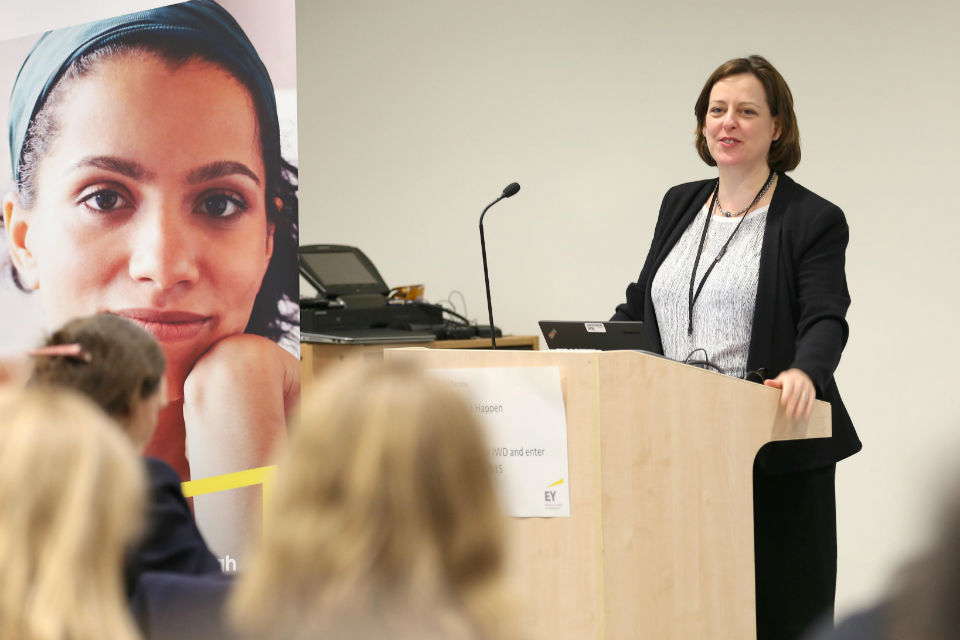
left=1, top=0, right=300, bottom=558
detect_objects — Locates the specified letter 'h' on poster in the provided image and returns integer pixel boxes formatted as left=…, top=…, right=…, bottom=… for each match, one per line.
left=429, top=367, right=570, bottom=517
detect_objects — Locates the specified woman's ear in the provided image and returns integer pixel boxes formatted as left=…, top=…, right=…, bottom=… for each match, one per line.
left=2, top=193, right=39, bottom=289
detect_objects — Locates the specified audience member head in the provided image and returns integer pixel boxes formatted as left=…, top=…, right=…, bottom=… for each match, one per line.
left=29, top=313, right=166, bottom=450
left=0, top=386, right=145, bottom=640
left=231, top=359, right=517, bottom=640
left=884, top=474, right=960, bottom=640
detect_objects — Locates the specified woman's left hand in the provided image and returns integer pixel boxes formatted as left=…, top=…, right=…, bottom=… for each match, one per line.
left=764, top=368, right=815, bottom=421
left=182, top=333, right=300, bottom=560
left=183, top=333, right=300, bottom=473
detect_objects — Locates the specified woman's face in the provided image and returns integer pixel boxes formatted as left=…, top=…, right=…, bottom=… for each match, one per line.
left=3, top=53, right=274, bottom=396
left=702, top=73, right=780, bottom=171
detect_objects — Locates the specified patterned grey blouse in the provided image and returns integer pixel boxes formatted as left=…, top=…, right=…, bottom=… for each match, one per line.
left=650, top=204, right=768, bottom=378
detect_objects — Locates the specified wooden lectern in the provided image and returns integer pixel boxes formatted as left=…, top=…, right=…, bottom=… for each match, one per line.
left=385, top=348, right=830, bottom=640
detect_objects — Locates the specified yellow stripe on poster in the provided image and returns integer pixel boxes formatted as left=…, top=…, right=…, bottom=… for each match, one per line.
left=181, top=465, right=278, bottom=522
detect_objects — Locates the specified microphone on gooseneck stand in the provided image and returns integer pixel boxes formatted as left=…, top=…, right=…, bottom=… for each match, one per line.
left=479, top=182, right=520, bottom=350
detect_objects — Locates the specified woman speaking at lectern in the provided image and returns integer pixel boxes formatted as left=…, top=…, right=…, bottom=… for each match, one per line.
left=612, top=55, right=860, bottom=640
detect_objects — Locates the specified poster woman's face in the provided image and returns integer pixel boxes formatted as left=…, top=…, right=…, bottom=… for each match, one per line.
left=3, top=52, right=274, bottom=396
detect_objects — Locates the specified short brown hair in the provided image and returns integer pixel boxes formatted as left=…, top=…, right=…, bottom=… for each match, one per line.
left=694, top=55, right=801, bottom=173
left=29, top=313, right=165, bottom=419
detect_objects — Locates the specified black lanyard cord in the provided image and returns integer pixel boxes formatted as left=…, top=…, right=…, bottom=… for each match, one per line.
left=687, top=171, right=774, bottom=336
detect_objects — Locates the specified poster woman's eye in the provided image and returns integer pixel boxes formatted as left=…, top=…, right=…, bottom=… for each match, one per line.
left=79, top=188, right=130, bottom=212
left=197, top=192, right=248, bottom=218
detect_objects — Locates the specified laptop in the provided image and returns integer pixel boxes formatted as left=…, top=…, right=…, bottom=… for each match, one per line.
left=299, top=244, right=391, bottom=301
left=299, top=244, right=444, bottom=341
left=538, top=320, right=659, bottom=352
left=300, top=328, right=436, bottom=345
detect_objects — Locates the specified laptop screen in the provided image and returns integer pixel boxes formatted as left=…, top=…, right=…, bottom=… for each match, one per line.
left=299, top=245, right=390, bottom=298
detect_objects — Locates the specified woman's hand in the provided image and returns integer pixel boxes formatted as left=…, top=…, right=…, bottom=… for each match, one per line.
left=183, top=334, right=299, bottom=471
left=182, top=333, right=300, bottom=561
left=764, top=368, right=815, bottom=422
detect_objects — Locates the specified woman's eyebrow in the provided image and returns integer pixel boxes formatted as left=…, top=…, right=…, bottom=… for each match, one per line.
left=70, top=155, right=154, bottom=180
left=186, top=160, right=261, bottom=186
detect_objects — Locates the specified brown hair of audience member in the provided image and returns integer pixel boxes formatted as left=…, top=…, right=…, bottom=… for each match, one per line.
left=694, top=54, right=801, bottom=173
left=0, top=387, right=145, bottom=640
left=231, top=359, right=519, bottom=640
left=29, top=313, right=166, bottom=449
left=884, top=477, right=960, bottom=640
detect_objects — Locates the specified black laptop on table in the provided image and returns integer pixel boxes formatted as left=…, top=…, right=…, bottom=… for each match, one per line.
left=299, top=245, right=437, bottom=344
left=300, top=329, right=435, bottom=345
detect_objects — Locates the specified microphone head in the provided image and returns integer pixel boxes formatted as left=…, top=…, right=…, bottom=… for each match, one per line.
left=502, top=182, right=521, bottom=198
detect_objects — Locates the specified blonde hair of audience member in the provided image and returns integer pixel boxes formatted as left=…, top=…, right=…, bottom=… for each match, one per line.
left=231, top=359, right=519, bottom=640
left=0, top=387, right=145, bottom=640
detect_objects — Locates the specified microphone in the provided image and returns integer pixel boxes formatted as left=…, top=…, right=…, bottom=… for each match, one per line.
left=479, top=182, right=521, bottom=349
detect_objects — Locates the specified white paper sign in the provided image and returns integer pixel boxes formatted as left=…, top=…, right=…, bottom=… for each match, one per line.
left=429, top=366, right=570, bottom=517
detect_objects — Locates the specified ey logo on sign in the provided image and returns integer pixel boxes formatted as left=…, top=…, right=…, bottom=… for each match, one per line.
left=544, top=478, right=564, bottom=509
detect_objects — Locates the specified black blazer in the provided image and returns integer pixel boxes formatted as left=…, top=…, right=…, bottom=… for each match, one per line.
left=125, top=457, right=223, bottom=596
left=131, top=571, right=237, bottom=640
left=613, top=174, right=861, bottom=471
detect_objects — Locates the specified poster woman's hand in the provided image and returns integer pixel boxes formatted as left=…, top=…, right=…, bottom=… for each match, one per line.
left=182, top=333, right=300, bottom=560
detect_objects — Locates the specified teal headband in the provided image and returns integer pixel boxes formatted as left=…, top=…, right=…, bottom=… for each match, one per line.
left=8, top=0, right=279, bottom=184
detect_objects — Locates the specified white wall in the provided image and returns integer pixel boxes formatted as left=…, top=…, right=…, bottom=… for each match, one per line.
left=296, top=0, right=960, bottom=617
left=5, top=0, right=960, bottom=621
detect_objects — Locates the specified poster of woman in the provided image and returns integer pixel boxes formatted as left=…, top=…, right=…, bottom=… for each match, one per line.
left=0, top=0, right=299, bottom=565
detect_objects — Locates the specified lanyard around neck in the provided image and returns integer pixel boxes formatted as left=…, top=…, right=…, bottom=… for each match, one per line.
left=686, top=171, right=773, bottom=336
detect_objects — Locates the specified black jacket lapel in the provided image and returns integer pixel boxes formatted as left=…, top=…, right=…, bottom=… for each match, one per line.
left=746, top=173, right=791, bottom=372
